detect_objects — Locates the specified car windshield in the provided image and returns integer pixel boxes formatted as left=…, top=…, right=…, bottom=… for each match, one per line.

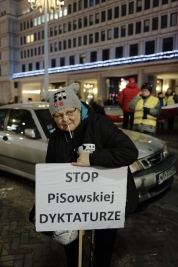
left=35, top=109, right=56, bottom=139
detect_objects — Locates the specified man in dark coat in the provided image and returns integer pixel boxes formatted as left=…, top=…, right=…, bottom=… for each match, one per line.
left=118, top=78, right=140, bottom=130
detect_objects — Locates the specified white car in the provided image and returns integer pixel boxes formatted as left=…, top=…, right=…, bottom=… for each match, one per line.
left=0, top=102, right=177, bottom=202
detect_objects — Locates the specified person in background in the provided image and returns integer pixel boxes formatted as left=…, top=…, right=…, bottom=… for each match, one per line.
left=157, top=92, right=166, bottom=131
left=28, top=97, right=33, bottom=102
left=40, top=83, right=138, bottom=267
left=118, top=77, right=140, bottom=130
left=89, top=97, right=106, bottom=115
left=129, top=83, right=161, bottom=136
left=7, top=97, right=14, bottom=104
left=165, top=88, right=178, bottom=130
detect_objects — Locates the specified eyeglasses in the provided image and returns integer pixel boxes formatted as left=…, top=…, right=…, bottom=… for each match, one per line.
left=53, top=108, right=77, bottom=120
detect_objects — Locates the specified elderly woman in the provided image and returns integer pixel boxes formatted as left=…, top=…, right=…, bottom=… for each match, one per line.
left=42, top=83, right=138, bottom=267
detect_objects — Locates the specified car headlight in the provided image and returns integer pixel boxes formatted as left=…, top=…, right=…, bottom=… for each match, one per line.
left=129, top=161, right=143, bottom=173
left=163, top=144, right=170, bottom=158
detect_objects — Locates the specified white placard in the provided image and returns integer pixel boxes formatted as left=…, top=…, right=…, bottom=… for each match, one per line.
left=35, top=164, right=127, bottom=231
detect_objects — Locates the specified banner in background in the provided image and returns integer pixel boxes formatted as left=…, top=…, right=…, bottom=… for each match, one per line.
left=35, top=164, right=127, bottom=231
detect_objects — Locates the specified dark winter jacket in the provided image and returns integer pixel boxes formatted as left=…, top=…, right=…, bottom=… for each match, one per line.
left=118, top=83, right=140, bottom=113
left=46, top=102, right=139, bottom=220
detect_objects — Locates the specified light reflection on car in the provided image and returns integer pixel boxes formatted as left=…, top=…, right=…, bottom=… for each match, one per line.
left=0, top=102, right=177, bottom=202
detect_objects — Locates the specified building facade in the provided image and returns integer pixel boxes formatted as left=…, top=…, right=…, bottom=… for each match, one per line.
left=0, top=0, right=178, bottom=104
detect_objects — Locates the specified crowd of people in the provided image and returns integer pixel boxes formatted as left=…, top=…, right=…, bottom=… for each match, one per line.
left=117, top=79, right=178, bottom=135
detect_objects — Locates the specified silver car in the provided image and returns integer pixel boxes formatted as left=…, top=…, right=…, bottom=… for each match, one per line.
left=0, top=102, right=177, bottom=202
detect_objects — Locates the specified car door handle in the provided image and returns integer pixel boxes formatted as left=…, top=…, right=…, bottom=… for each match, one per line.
left=2, top=136, right=8, bottom=141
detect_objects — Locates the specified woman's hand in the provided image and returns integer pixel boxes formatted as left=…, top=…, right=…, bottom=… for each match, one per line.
left=71, top=152, right=90, bottom=167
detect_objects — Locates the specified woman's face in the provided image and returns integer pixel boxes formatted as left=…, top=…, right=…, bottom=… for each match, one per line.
left=53, top=107, right=81, bottom=131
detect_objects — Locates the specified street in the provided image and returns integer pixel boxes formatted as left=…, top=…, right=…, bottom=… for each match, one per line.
left=0, top=170, right=178, bottom=267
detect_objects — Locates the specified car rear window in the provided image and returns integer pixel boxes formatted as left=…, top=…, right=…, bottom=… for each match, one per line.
left=0, top=109, right=8, bottom=131
left=35, top=109, right=55, bottom=138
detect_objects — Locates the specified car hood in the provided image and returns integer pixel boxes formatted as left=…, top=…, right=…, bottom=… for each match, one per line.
left=122, top=129, right=165, bottom=159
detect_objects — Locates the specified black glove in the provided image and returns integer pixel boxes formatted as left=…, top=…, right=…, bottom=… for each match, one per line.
left=142, top=107, right=150, bottom=119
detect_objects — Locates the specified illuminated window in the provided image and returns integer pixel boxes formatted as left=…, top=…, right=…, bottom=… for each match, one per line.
left=64, top=7, right=67, bottom=16
left=37, top=16, right=41, bottom=25
left=34, top=18, right=37, bottom=26
left=80, top=54, right=86, bottom=64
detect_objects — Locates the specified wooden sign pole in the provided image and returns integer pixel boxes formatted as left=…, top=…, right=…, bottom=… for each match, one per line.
left=78, top=230, right=83, bottom=267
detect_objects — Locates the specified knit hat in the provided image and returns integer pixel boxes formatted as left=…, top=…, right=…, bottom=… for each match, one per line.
left=129, top=77, right=135, bottom=83
left=42, top=83, right=81, bottom=116
left=141, top=83, right=152, bottom=93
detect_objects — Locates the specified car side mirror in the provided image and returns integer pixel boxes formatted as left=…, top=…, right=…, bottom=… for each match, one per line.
left=25, top=129, right=36, bottom=139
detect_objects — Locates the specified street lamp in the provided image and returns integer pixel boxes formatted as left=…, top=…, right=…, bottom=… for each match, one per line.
left=28, top=0, right=64, bottom=91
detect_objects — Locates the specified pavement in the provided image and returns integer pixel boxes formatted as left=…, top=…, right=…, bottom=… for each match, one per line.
left=0, top=130, right=178, bottom=267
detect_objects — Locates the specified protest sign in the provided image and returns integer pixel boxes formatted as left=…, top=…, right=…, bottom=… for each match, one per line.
left=35, top=164, right=127, bottom=232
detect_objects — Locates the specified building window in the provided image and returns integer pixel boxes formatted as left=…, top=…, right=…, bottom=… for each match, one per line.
left=80, top=54, right=86, bottom=64
left=59, top=25, right=62, bottom=34
left=121, top=4, right=126, bottom=16
left=170, top=13, right=177, bottom=26
left=153, top=0, right=159, bottom=7
left=36, top=62, right=40, bottom=70
left=101, top=11, right=105, bottom=22
left=69, top=55, right=75, bottom=65
left=27, top=49, right=30, bottom=58
left=95, top=13, right=99, bottom=24
left=163, top=37, right=173, bottom=51
left=50, top=28, right=53, bottom=37
left=31, top=48, right=33, bottom=57
left=114, top=27, right=119, bottom=38
left=83, top=35, right=87, bottom=45
left=73, top=20, right=77, bottom=30
left=84, top=17, right=88, bottom=27
left=42, top=46, right=44, bottom=54
left=78, top=36, right=82, bottom=46
left=90, top=51, right=97, bottom=62
left=84, top=0, right=88, bottom=8
left=78, top=0, right=82, bottom=10
left=89, top=33, right=93, bottom=44
left=145, top=40, right=155, bottom=54
left=63, top=40, right=66, bottom=49
left=73, top=2, right=77, bottom=12
left=128, top=23, right=133, bottom=35
left=78, top=18, right=82, bottom=29
left=68, top=4, right=71, bottom=14
left=63, top=23, right=66, bottom=33
left=95, top=32, right=99, bottom=42
left=152, top=17, right=158, bottom=30
left=42, top=30, right=44, bottom=39
left=135, top=21, right=141, bottom=34
left=144, top=0, right=150, bottom=10
left=90, top=0, right=94, bottom=6
left=68, top=39, right=71, bottom=48
left=162, top=0, right=168, bottom=4
left=89, top=15, right=93, bottom=25
left=121, top=25, right=126, bottom=37
left=102, top=49, right=109, bottom=61
left=161, top=15, right=167, bottom=28
left=144, top=19, right=149, bottom=32
left=50, top=44, right=53, bottom=53
left=60, top=57, right=65, bottom=66
left=73, top=38, right=76, bottom=47
left=51, top=59, right=56, bottom=68
left=68, top=22, right=71, bottom=31
left=101, top=30, right=105, bottom=41
left=22, top=64, right=26, bottom=72
left=38, top=47, right=41, bottom=55
left=114, top=7, right=119, bottom=18
left=54, top=26, right=57, bottom=35
left=130, top=44, right=138, bottom=56
left=107, top=29, right=112, bottom=40
left=28, top=63, right=32, bottom=71
left=108, top=9, right=112, bottom=20
left=59, top=41, right=62, bottom=50
left=21, top=51, right=23, bottom=59
left=115, top=46, right=123, bottom=58
left=24, top=50, right=26, bottom=58
left=129, top=2, right=134, bottom=14
left=137, top=0, right=142, bottom=12
left=34, top=48, right=37, bottom=56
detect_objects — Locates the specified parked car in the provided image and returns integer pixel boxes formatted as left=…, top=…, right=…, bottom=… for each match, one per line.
left=0, top=102, right=177, bottom=202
